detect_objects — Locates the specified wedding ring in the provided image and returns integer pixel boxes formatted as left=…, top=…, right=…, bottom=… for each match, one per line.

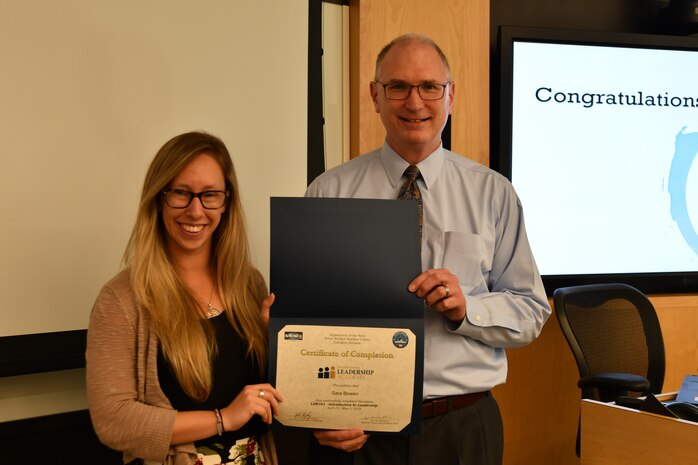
left=259, top=389, right=265, bottom=398
left=442, top=285, right=450, bottom=298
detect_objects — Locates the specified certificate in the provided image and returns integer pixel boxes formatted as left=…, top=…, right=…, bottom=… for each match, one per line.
left=274, top=325, right=416, bottom=432
left=269, top=198, right=425, bottom=434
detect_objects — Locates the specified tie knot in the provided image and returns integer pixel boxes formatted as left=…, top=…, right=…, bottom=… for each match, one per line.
left=404, top=164, right=420, bottom=179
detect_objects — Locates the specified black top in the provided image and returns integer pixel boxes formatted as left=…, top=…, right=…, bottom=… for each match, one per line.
left=157, top=312, right=266, bottom=450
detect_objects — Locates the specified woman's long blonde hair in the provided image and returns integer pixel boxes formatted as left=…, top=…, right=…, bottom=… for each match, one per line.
left=124, top=131, right=267, bottom=401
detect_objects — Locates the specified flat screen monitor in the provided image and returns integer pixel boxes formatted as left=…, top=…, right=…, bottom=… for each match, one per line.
left=496, top=26, right=698, bottom=295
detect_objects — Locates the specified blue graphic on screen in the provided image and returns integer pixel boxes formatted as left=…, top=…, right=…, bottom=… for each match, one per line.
left=668, top=127, right=698, bottom=255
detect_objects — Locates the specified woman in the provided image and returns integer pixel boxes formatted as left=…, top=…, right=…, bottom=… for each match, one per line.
left=87, top=131, right=281, bottom=465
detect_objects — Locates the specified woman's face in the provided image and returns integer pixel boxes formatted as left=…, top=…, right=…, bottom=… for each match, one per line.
left=161, top=153, right=227, bottom=261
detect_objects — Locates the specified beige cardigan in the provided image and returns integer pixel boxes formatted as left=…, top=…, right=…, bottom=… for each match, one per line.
left=86, top=269, right=276, bottom=465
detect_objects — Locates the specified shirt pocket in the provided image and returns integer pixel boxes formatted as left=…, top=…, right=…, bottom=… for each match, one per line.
left=442, top=231, right=491, bottom=294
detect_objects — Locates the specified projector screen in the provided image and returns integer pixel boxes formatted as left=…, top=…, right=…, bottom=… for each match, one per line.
left=0, top=1, right=308, bottom=374
left=497, top=26, right=698, bottom=295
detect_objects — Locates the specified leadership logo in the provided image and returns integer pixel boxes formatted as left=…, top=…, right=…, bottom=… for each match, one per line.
left=318, top=366, right=336, bottom=379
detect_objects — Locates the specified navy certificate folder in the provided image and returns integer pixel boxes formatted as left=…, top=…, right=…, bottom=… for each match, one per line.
left=269, top=197, right=425, bottom=434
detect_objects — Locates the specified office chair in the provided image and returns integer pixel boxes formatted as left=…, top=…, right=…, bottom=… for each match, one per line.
left=553, top=283, right=666, bottom=456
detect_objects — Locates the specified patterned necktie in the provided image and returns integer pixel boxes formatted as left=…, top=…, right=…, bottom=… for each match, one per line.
left=397, top=164, right=423, bottom=240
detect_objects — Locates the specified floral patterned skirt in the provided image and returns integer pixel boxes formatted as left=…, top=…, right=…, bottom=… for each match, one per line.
left=195, top=436, right=265, bottom=465
left=125, top=436, right=265, bottom=465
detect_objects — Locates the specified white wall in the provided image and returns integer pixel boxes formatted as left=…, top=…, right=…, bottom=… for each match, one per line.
left=0, top=0, right=308, bottom=338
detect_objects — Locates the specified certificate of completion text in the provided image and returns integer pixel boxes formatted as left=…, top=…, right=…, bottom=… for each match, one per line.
left=274, top=324, right=416, bottom=432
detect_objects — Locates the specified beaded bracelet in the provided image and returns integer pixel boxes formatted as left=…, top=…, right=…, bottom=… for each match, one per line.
left=214, top=408, right=224, bottom=436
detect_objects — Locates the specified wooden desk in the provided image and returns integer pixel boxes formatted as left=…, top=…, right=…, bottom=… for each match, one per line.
left=580, top=395, right=698, bottom=465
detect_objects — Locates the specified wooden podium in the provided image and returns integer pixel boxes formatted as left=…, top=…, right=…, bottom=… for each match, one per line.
left=580, top=394, right=698, bottom=465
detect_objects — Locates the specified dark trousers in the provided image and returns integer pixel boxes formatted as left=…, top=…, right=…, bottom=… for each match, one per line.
left=310, top=392, right=503, bottom=465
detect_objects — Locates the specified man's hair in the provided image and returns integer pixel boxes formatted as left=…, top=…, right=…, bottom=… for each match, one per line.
left=374, top=33, right=451, bottom=81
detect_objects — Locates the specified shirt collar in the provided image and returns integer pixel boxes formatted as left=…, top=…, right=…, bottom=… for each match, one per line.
left=380, top=141, right=444, bottom=190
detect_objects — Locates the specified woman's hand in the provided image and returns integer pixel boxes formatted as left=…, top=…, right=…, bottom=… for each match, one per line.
left=220, top=383, right=283, bottom=431
left=260, top=293, right=275, bottom=328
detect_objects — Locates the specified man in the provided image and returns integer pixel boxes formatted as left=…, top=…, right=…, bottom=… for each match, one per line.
left=304, top=33, right=551, bottom=465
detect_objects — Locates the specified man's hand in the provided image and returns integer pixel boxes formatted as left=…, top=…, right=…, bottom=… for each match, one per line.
left=260, top=292, right=274, bottom=328
left=408, top=268, right=465, bottom=323
left=313, top=429, right=370, bottom=452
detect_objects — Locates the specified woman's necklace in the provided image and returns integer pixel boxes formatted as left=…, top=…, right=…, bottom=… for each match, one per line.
left=204, top=283, right=223, bottom=319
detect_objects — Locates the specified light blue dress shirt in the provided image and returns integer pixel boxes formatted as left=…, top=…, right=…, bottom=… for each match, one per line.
left=305, top=142, right=551, bottom=399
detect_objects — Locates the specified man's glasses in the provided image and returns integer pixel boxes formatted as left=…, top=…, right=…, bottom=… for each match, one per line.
left=161, top=189, right=229, bottom=209
left=375, top=81, right=450, bottom=100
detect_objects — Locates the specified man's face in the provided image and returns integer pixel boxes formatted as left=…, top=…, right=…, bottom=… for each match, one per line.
left=370, top=40, right=454, bottom=163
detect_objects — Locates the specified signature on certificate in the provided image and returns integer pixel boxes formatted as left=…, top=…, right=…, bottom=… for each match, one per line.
left=292, top=411, right=321, bottom=421
left=362, top=415, right=397, bottom=425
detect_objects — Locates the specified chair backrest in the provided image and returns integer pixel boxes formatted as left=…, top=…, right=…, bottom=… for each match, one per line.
left=553, top=283, right=665, bottom=400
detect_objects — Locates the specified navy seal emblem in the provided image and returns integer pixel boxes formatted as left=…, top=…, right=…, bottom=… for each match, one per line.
left=392, top=331, right=409, bottom=348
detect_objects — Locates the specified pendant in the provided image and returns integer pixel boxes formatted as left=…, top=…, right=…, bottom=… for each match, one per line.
left=206, top=304, right=223, bottom=318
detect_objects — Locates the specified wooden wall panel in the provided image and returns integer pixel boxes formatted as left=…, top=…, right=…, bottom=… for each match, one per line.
left=650, top=295, right=698, bottom=391
left=492, top=308, right=581, bottom=465
left=349, top=0, right=489, bottom=165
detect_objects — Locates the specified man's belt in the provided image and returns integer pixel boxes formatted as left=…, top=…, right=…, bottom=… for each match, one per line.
left=421, top=391, right=488, bottom=419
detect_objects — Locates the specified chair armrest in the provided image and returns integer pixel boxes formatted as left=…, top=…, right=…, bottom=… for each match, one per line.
left=578, top=373, right=651, bottom=393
